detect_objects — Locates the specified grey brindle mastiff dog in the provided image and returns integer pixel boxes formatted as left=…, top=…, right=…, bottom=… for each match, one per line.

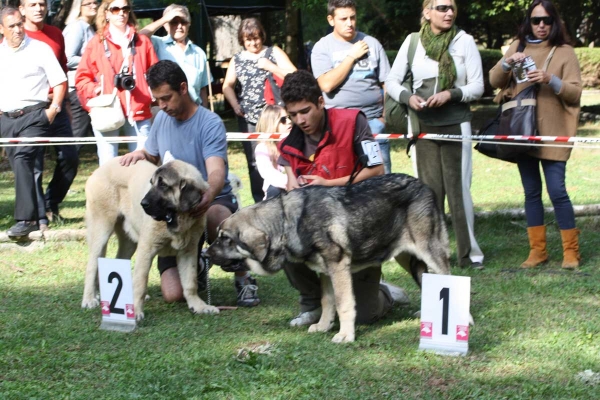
left=207, top=173, right=452, bottom=343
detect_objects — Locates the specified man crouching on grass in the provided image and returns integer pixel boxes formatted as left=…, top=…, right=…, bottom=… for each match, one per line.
left=119, top=60, right=260, bottom=307
left=275, top=70, right=409, bottom=327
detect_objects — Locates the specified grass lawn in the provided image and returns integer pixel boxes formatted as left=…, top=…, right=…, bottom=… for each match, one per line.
left=0, top=102, right=599, bottom=398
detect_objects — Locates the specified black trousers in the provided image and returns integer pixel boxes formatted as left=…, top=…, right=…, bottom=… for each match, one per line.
left=1, top=108, right=49, bottom=221
left=34, top=101, right=79, bottom=219
left=236, top=117, right=264, bottom=204
left=68, top=90, right=93, bottom=154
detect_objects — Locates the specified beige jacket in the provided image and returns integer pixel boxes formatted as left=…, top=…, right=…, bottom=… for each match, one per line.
left=489, top=40, right=582, bottom=161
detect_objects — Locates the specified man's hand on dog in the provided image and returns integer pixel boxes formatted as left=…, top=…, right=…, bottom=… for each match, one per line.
left=120, top=150, right=147, bottom=166
left=298, top=175, right=328, bottom=187
left=190, top=192, right=211, bottom=218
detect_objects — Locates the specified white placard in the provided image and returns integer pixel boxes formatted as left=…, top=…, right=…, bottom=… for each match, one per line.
left=419, top=273, right=471, bottom=356
left=98, top=258, right=136, bottom=332
left=360, top=140, right=383, bottom=166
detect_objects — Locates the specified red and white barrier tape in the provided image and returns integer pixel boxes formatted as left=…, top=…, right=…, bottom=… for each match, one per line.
left=1, top=132, right=600, bottom=148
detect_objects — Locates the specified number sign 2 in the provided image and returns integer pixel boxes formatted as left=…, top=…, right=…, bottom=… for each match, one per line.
left=419, top=273, right=471, bottom=356
left=98, top=258, right=136, bottom=332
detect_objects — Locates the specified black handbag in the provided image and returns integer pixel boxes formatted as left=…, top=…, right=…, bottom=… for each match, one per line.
left=476, top=45, right=557, bottom=162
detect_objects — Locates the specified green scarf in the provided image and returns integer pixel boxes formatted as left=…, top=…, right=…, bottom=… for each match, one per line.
left=419, top=23, right=458, bottom=91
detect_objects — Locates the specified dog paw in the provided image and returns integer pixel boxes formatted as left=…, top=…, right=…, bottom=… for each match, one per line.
left=191, top=305, right=220, bottom=315
left=81, top=297, right=100, bottom=309
left=307, top=321, right=333, bottom=333
left=135, top=311, right=145, bottom=321
left=331, top=332, right=355, bottom=343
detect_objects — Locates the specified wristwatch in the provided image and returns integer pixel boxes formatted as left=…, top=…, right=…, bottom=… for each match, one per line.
left=50, top=103, right=61, bottom=113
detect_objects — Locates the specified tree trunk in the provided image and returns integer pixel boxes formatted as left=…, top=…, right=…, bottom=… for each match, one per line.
left=285, top=0, right=300, bottom=67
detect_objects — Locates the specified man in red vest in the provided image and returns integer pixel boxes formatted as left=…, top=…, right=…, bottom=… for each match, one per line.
left=21, top=0, right=79, bottom=230
left=277, top=70, right=408, bottom=327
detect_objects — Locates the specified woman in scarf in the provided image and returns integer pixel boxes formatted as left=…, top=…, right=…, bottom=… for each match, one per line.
left=490, top=0, right=582, bottom=270
left=386, top=0, right=485, bottom=269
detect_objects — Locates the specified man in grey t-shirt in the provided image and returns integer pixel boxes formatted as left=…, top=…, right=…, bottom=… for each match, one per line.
left=311, top=0, right=392, bottom=173
left=120, top=61, right=260, bottom=308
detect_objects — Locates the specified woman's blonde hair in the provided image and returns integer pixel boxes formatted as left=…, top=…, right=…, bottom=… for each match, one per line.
left=96, top=0, right=137, bottom=40
left=65, top=0, right=84, bottom=26
left=421, top=0, right=458, bottom=26
left=256, top=105, right=286, bottom=168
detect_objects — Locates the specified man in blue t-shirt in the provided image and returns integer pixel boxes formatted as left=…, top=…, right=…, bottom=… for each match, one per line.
left=120, top=60, right=259, bottom=307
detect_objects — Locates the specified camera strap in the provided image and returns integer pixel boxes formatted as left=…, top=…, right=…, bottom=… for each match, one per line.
left=102, top=35, right=137, bottom=122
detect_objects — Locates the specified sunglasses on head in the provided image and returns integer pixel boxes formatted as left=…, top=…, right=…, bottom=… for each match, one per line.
left=531, top=16, right=553, bottom=25
left=279, top=116, right=291, bottom=125
left=81, top=1, right=98, bottom=7
left=432, top=5, right=454, bottom=13
left=108, top=5, right=131, bottom=15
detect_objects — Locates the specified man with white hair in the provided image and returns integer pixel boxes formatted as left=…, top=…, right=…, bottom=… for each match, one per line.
left=140, top=4, right=210, bottom=107
left=0, top=5, right=68, bottom=238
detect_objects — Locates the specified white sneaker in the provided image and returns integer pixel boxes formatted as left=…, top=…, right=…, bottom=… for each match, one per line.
left=380, top=281, right=410, bottom=305
left=289, top=307, right=322, bottom=327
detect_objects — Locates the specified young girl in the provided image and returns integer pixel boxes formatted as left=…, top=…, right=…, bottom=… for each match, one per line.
left=254, top=105, right=291, bottom=199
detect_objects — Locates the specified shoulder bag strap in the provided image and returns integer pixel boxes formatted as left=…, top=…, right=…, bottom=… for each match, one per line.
left=407, top=32, right=419, bottom=67
left=542, top=46, right=557, bottom=72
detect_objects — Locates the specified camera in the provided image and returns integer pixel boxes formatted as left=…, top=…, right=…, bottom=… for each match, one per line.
left=114, top=66, right=136, bottom=91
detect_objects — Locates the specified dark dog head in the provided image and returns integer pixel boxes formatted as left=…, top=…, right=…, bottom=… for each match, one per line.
left=140, top=160, right=209, bottom=230
left=206, top=201, right=287, bottom=276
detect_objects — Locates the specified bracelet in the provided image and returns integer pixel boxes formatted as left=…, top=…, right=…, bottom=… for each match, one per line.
left=346, top=54, right=356, bottom=62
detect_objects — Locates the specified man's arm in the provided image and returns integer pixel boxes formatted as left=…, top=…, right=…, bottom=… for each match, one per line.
left=301, top=164, right=383, bottom=187
left=284, top=166, right=300, bottom=191
left=120, top=149, right=160, bottom=166
left=46, top=81, right=67, bottom=124
left=315, top=40, right=369, bottom=93
left=191, top=156, right=226, bottom=217
left=139, top=9, right=188, bottom=37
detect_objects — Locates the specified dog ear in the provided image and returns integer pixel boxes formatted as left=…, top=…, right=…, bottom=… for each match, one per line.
left=179, top=180, right=202, bottom=213
left=239, top=227, right=270, bottom=262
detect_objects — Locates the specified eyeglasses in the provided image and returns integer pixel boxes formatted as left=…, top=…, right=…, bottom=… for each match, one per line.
left=81, top=1, right=98, bottom=7
left=279, top=116, right=291, bottom=125
left=431, top=5, right=455, bottom=13
left=531, top=16, right=553, bottom=25
left=108, top=6, right=131, bottom=15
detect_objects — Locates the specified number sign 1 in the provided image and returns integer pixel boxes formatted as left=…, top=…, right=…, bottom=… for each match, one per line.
left=418, top=273, right=471, bottom=356
left=98, top=258, right=136, bottom=332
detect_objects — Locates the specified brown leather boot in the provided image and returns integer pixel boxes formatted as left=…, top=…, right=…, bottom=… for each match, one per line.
left=521, top=225, right=548, bottom=268
left=560, top=228, right=581, bottom=270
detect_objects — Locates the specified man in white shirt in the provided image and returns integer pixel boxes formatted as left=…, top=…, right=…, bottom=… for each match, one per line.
left=0, top=6, right=67, bottom=238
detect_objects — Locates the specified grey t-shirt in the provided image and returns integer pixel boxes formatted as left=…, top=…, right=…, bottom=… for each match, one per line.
left=145, top=106, right=232, bottom=197
left=311, top=31, right=390, bottom=119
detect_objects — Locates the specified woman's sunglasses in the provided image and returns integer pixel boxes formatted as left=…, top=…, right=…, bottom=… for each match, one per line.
left=431, top=5, right=454, bottom=13
left=531, top=16, right=554, bottom=25
left=108, top=6, right=131, bottom=15
left=279, top=116, right=291, bottom=125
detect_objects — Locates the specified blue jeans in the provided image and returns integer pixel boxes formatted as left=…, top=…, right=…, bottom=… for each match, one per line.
left=368, top=118, right=391, bottom=174
left=93, top=119, right=151, bottom=166
left=517, top=157, right=575, bottom=229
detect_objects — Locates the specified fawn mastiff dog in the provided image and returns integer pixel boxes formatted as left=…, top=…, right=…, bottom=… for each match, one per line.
left=207, top=173, right=452, bottom=343
left=82, top=157, right=219, bottom=319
